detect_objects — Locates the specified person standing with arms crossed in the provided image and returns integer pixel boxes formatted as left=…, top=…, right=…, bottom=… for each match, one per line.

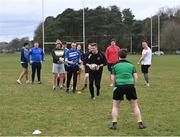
left=17, top=42, right=30, bottom=84
left=109, top=49, right=146, bottom=129
left=86, top=43, right=106, bottom=100
left=65, top=42, right=81, bottom=94
left=28, top=41, right=44, bottom=84
left=105, top=39, right=120, bottom=87
left=137, top=41, right=152, bottom=87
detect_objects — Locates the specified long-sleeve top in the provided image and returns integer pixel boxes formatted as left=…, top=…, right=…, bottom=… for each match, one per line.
left=86, top=51, right=106, bottom=72
left=28, top=47, right=44, bottom=62
left=105, top=45, right=120, bottom=64
left=51, top=48, right=65, bottom=64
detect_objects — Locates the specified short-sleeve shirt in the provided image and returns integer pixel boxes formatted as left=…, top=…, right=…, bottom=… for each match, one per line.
left=112, top=60, right=136, bottom=86
left=141, top=47, right=152, bottom=65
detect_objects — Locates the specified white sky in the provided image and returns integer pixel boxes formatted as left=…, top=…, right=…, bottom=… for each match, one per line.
left=0, top=0, right=180, bottom=42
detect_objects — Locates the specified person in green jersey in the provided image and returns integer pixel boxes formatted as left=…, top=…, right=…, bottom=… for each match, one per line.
left=109, top=49, right=146, bottom=130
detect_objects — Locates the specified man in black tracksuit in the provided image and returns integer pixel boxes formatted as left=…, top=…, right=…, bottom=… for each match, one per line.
left=86, top=43, right=106, bottom=100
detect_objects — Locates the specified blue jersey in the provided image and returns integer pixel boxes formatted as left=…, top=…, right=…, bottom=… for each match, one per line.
left=29, top=47, right=44, bottom=62
left=21, top=47, right=29, bottom=63
left=65, top=49, right=80, bottom=67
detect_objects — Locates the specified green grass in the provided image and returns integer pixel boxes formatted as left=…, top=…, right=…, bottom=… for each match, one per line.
left=0, top=54, right=180, bottom=136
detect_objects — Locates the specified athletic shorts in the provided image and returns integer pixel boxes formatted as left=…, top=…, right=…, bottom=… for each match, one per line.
left=141, top=65, right=151, bottom=73
left=113, top=85, right=137, bottom=101
left=52, top=63, right=65, bottom=74
left=107, top=63, right=114, bottom=74
left=21, top=63, right=28, bottom=69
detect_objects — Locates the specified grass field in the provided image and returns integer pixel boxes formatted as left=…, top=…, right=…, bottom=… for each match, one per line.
left=0, top=54, right=180, bottom=136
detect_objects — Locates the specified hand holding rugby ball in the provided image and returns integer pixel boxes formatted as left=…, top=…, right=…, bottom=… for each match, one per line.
left=90, top=64, right=98, bottom=70
left=59, top=57, right=64, bottom=63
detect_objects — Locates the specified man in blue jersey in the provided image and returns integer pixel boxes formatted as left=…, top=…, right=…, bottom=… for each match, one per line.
left=65, top=42, right=81, bottom=94
left=28, top=42, right=44, bottom=84
left=17, top=42, right=30, bottom=84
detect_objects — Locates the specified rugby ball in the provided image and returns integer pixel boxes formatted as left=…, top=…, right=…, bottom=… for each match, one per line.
left=91, top=64, right=97, bottom=70
left=59, top=57, right=64, bottom=62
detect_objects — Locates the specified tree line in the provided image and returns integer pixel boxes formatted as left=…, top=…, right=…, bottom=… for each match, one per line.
left=2, top=5, right=180, bottom=53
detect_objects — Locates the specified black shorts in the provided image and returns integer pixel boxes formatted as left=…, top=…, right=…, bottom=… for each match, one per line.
left=21, top=63, right=28, bottom=69
left=107, top=63, right=114, bottom=74
left=141, top=65, right=151, bottom=73
left=113, top=85, right=137, bottom=101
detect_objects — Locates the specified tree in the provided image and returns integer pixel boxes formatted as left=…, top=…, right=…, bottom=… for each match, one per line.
left=33, top=6, right=180, bottom=53
left=161, top=21, right=180, bottom=51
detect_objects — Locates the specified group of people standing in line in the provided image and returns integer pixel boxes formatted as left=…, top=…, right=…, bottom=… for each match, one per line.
left=16, top=39, right=152, bottom=130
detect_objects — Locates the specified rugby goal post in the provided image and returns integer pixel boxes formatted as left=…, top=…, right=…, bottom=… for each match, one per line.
left=44, top=41, right=84, bottom=45
left=150, top=15, right=161, bottom=53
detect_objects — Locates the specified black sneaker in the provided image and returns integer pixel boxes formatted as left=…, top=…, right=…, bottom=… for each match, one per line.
left=138, top=122, right=146, bottom=129
left=109, top=124, right=117, bottom=130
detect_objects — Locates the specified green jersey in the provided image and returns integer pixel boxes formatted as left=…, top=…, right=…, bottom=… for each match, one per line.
left=112, top=60, right=136, bottom=86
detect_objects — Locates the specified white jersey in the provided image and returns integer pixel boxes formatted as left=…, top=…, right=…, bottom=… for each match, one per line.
left=141, top=47, right=152, bottom=65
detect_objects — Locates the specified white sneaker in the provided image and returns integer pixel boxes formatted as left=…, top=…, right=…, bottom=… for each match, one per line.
left=53, top=86, right=56, bottom=90
left=26, top=80, right=30, bottom=84
left=59, top=85, right=63, bottom=89
left=110, top=83, right=114, bottom=87
left=91, top=97, right=96, bottom=100
left=144, top=83, right=150, bottom=87
left=16, top=79, right=22, bottom=84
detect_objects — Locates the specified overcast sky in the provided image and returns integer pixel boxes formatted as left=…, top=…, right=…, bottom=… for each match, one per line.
left=0, top=0, right=180, bottom=42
